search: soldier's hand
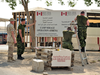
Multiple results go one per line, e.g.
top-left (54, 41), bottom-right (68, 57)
top-left (74, 26), bottom-right (77, 30)
top-left (22, 39), bottom-right (24, 43)
top-left (33, 20), bottom-right (36, 25)
top-left (34, 20), bottom-right (36, 23)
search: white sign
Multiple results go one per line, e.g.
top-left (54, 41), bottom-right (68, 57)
top-left (35, 10), bottom-right (86, 37)
top-left (51, 50), bottom-right (71, 67)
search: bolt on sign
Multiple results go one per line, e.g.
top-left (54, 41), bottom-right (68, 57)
top-left (35, 10), bottom-right (87, 37)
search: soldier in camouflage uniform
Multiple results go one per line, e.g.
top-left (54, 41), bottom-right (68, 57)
top-left (62, 27), bottom-right (75, 50)
top-left (7, 18), bottom-right (17, 62)
top-left (74, 11), bottom-right (89, 52)
top-left (17, 18), bottom-right (36, 60)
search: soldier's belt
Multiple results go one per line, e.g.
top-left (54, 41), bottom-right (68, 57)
top-left (78, 26), bottom-right (87, 29)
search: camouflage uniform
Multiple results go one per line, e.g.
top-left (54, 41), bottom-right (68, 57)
top-left (62, 30), bottom-right (75, 50)
top-left (77, 15), bottom-right (88, 51)
top-left (17, 24), bottom-right (26, 56)
top-left (7, 23), bottom-right (16, 60)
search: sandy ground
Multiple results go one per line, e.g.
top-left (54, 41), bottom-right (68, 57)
top-left (0, 50), bottom-right (100, 75)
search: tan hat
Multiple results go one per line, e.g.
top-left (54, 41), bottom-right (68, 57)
top-left (9, 18), bottom-right (16, 21)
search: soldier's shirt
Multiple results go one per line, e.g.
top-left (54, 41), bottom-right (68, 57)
top-left (77, 15), bottom-right (88, 27)
top-left (18, 24), bottom-right (26, 37)
top-left (63, 30), bottom-right (75, 42)
top-left (7, 23), bottom-right (16, 43)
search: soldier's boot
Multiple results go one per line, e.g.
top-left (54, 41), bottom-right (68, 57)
top-left (11, 57), bottom-right (15, 61)
top-left (20, 55), bottom-right (24, 59)
top-left (17, 55), bottom-right (23, 60)
top-left (81, 47), bottom-right (85, 52)
top-left (7, 57), bottom-right (13, 62)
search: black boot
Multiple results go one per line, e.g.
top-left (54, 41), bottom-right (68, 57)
top-left (17, 55), bottom-right (23, 60)
top-left (81, 47), bottom-right (85, 52)
top-left (20, 55), bottom-right (24, 59)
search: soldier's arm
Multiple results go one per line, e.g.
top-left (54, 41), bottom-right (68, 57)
top-left (86, 20), bottom-right (89, 26)
top-left (74, 16), bottom-right (78, 32)
top-left (26, 20), bottom-right (36, 27)
top-left (19, 29), bottom-right (23, 42)
top-left (11, 31), bottom-right (16, 43)
top-left (9, 25), bottom-right (16, 44)
top-left (74, 17), bottom-right (77, 22)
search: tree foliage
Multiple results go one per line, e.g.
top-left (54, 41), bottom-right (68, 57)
top-left (0, 0), bottom-right (100, 10)
top-left (2, 0), bottom-right (17, 10)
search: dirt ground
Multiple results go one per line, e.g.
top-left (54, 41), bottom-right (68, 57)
top-left (0, 50), bottom-right (100, 75)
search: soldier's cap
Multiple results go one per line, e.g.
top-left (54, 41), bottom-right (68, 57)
top-left (9, 18), bottom-right (16, 21)
top-left (81, 11), bottom-right (85, 14)
top-left (21, 18), bottom-right (25, 21)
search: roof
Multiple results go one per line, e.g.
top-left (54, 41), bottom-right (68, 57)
top-left (0, 18), bottom-right (9, 22)
top-left (29, 7), bottom-right (51, 11)
top-left (13, 7), bottom-right (51, 13)
top-left (87, 8), bottom-right (100, 13)
top-left (12, 7), bottom-right (100, 15)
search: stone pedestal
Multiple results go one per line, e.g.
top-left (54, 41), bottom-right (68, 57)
top-left (32, 59), bottom-right (44, 72)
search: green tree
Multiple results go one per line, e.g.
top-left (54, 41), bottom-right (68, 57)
top-left (1, 0), bottom-right (100, 50)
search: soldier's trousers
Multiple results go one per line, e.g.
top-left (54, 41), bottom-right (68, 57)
top-left (8, 42), bottom-right (14, 58)
top-left (78, 27), bottom-right (87, 47)
top-left (62, 41), bottom-right (73, 50)
top-left (17, 37), bottom-right (25, 55)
